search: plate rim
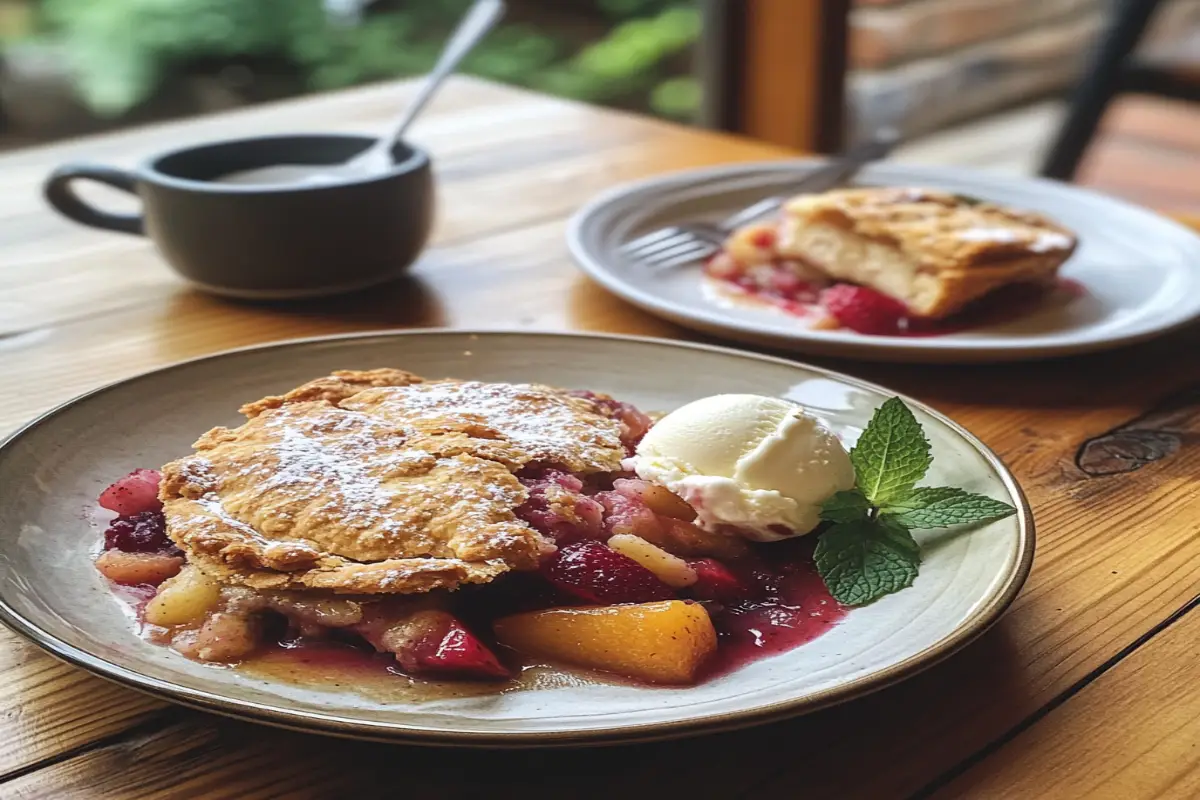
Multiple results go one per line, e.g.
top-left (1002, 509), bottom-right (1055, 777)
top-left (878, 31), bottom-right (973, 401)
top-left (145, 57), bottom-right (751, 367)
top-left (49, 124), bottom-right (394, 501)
top-left (566, 159), bottom-right (1200, 362)
top-left (0, 328), bottom-right (1035, 746)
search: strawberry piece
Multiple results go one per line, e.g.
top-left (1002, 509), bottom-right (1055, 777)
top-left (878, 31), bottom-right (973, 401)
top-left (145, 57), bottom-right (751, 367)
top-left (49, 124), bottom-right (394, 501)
top-left (98, 469), bottom-right (164, 516)
top-left (360, 608), bottom-right (510, 680)
top-left (411, 617), bottom-right (510, 680)
top-left (543, 540), bottom-right (675, 605)
top-left (688, 558), bottom-right (753, 602)
top-left (820, 284), bottom-right (909, 335)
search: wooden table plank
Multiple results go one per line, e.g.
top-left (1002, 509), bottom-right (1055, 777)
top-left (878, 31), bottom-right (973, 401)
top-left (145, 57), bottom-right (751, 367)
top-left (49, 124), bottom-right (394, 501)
top-left (1, 76), bottom-right (1199, 798)
top-left (0, 649), bottom-right (166, 780)
top-left (929, 597), bottom-right (1200, 800)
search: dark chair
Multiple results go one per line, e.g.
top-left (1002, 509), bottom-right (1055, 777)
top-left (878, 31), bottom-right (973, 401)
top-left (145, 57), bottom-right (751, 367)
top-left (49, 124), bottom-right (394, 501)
top-left (1040, 0), bottom-right (1200, 181)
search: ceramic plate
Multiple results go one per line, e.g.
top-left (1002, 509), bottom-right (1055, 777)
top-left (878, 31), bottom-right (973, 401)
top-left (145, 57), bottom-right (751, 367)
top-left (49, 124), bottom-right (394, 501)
top-left (0, 331), bottom-right (1032, 745)
top-left (568, 161), bottom-right (1200, 363)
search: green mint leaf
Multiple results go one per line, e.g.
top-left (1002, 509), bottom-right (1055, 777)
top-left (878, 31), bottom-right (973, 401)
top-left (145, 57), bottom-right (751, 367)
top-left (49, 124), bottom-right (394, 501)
top-left (881, 487), bottom-right (1017, 529)
top-left (820, 489), bottom-right (873, 523)
top-left (814, 517), bottom-right (921, 606)
top-left (849, 397), bottom-right (932, 506)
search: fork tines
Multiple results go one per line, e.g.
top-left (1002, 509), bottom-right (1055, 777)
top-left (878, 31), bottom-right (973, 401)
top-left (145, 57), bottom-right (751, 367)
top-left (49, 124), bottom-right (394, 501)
top-left (618, 223), bottom-right (725, 269)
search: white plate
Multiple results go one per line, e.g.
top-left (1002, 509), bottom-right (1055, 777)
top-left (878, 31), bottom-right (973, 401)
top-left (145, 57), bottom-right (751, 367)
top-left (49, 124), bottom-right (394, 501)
top-left (0, 331), bottom-right (1032, 745)
top-left (568, 161), bottom-right (1200, 363)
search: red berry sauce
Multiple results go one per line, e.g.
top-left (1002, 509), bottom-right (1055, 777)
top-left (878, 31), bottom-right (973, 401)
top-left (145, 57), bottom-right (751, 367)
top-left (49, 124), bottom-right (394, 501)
top-left (707, 258), bottom-right (1086, 337)
top-left (703, 546), bottom-right (847, 677)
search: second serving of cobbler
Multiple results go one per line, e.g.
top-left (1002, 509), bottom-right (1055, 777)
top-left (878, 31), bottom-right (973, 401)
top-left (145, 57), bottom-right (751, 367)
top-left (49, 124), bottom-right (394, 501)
top-left (705, 186), bottom-right (1080, 336)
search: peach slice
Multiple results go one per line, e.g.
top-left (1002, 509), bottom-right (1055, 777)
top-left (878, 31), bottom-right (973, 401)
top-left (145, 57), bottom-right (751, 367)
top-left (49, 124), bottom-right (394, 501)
top-left (493, 600), bottom-right (717, 685)
top-left (95, 550), bottom-right (183, 586)
top-left (613, 478), bottom-right (697, 522)
top-left (144, 565), bottom-right (222, 627)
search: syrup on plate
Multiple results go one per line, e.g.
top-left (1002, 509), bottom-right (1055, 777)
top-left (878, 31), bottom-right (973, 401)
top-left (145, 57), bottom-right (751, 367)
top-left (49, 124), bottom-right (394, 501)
top-left (703, 538), bottom-right (847, 677)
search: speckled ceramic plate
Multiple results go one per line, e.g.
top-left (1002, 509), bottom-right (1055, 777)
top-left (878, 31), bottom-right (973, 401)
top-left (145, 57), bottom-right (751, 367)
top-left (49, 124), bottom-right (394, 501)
top-left (0, 331), bottom-right (1033, 746)
top-left (568, 161), bottom-right (1200, 363)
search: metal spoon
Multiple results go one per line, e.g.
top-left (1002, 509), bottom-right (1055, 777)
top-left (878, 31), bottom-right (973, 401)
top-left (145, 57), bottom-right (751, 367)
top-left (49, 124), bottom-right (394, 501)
top-left (342, 0), bottom-right (506, 174)
top-left (219, 0), bottom-right (506, 186)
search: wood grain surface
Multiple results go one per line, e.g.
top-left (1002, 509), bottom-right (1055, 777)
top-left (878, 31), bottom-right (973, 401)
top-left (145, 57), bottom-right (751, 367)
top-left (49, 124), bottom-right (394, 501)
top-left (0, 77), bottom-right (1197, 799)
top-left (930, 598), bottom-right (1200, 799)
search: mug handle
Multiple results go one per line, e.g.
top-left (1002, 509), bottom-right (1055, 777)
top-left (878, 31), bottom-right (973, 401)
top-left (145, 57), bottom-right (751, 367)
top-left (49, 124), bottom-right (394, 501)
top-left (43, 164), bottom-right (145, 235)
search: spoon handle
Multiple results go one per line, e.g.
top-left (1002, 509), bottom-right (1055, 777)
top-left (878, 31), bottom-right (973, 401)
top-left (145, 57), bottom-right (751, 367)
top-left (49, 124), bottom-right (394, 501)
top-left (362, 0), bottom-right (506, 163)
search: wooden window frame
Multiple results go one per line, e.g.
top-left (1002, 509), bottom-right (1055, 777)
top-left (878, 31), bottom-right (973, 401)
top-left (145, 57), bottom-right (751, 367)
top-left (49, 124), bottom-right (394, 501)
top-left (698, 0), bottom-right (850, 154)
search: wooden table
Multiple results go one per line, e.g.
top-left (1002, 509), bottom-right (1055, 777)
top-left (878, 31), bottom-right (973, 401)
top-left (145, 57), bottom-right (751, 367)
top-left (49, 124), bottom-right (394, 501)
top-left (1, 77), bottom-right (1198, 799)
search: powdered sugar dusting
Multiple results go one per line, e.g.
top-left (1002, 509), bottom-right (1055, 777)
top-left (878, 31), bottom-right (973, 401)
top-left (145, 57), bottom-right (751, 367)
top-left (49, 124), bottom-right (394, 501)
top-left (160, 375), bottom-right (632, 586)
top-left (957, 226), bottom-right (1022, 244)
top-left (1030, 231), bottom-right (1073, 252)
top-left (253, 411), bottom-right (427, 530)
top-left (369, 381), bottom-right (619, 457)
top-left (176, 458), bottom-right (217, 491)
top-left (957, 226), bottom-right (1072, 252)
top-left (194, 493), bottom-right (267, 541)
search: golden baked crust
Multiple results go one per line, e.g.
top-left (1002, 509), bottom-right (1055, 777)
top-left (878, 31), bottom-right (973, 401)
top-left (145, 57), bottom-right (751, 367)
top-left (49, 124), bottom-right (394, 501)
top-left (160, 372), bottom-right (626, 595)
top-left (776, 188), bottom-right (1076, 319)
top-left (778, 188), bottom-right (1076, 271)
top-left (240, 368), bottom-right (424, 418)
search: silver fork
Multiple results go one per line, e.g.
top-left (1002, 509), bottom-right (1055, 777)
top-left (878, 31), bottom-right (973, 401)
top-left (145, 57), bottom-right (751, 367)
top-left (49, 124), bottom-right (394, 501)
top-left (619, 129), bottom-right (901, 270)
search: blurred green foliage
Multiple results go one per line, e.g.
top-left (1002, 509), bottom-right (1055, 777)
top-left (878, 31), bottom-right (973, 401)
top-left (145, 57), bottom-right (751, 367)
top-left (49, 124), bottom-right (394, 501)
top-left (23, 0), bottom-right (700, 121)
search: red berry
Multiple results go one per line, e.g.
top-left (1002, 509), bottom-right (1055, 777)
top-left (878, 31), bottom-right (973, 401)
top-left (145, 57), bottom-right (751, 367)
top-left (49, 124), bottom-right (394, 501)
top-left (361, 609), bottom-right (510, 681)
top-left (688, 558), bottom-right (753, 602)
top-left (104, 511), bottom-right (173, 553)
top-left (542, 540), bottom-right (675, 604)
top-left (409, 616), bottom-right (510, 680)
top-left (820, 284), bottom-right (909, 335)
top-left (98, 469), bottom-right (163, 516)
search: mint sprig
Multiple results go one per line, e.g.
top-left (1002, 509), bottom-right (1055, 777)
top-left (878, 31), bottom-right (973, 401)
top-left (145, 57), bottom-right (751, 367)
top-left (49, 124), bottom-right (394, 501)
top-left (819, 490), bottom-right (872, 523)
top-left (848, 396), bottom-right (931, 506)
top-left (814, 518), bottom-right (920, 606)
top-left (880, 487), bottom-right (1017, 529)
top-left (814, 398), bottom-right (1017, 606)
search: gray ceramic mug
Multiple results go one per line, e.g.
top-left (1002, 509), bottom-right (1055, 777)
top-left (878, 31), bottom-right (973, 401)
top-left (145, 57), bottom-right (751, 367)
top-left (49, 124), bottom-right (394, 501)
top-left (44, 134), bottom-right (435, 299)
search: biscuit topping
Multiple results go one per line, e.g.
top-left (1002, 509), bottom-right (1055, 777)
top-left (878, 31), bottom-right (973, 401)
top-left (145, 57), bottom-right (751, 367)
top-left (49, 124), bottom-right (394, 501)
top-left (160, 372), bottom-right (626, 594)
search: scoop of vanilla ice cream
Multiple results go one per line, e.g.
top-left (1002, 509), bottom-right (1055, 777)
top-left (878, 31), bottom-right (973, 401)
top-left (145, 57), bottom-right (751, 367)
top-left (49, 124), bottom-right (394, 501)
top-left (629, 394), bottom-right (855, 541)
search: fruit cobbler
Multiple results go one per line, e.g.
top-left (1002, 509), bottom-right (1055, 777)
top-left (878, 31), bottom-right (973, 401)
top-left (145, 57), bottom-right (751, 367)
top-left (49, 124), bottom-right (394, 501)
top-left (93, 370), bottom-right (851, 686)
